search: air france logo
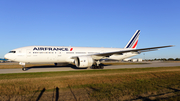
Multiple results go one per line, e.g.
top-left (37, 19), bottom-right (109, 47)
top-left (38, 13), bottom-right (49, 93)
top-left (33, 47), bottom-right (73, 51)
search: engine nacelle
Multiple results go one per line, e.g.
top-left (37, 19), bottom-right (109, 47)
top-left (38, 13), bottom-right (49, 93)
top-left (74, 56), bottom-right (94, 68)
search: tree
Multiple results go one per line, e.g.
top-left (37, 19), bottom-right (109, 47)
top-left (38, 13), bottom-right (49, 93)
top-left (161, 58), bottom-right (167, 61)
top-left (175, 58), bottom-right (180, 61)
top-left (168, 58), bottom-right (174, 61)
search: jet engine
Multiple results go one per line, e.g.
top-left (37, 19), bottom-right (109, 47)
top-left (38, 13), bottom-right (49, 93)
top-left (74, 56), bottom-right (94, 68)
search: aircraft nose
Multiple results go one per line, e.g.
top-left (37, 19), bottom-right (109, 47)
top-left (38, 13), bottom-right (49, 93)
top-left (4, 54), bottom-right (9, 60)
top-left (4, 53), bottom-right (15, 60)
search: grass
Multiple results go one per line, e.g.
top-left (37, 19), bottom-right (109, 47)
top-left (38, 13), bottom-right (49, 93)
top-left (0, 66), bottom-right (180, 79)
top-left (163, 61), bottom-right (180, 63)
top-left (0, 66), bottom-right (180, 100)
top-left (83, 72), bottom-right (180, 100)
top-left (0, 63), bottom-right (55, 69)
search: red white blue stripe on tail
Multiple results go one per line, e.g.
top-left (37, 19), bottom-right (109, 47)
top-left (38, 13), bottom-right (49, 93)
top-left (124, 30), bottom-right (140, 49)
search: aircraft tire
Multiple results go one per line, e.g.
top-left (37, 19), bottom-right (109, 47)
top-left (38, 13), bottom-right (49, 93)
top-left (91, 65), bottom-right (96, 69)
top-left (99, 65), bottom-right (104, 69)
top-left (22, 67), bottom-right (27, 71)
top-left (91, 65), bottom-right (95, 69)
top-left (54, 63), bottom-right (57, 66)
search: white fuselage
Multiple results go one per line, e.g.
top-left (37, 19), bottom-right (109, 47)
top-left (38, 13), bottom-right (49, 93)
top-left (4, 46), bottom-right (138, 64)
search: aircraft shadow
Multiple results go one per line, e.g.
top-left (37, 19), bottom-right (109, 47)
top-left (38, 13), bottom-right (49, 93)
top-left (26, 64), bottom-right (89, 70)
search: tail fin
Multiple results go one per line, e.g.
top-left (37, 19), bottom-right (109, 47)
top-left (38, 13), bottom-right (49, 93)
top-left (124, 30), bottom-right (140, 49)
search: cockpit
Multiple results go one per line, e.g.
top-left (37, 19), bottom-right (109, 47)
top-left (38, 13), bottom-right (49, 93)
top-left (9, 51), bottom-right (16, 53)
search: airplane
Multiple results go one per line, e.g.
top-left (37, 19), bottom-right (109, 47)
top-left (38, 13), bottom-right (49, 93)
top-left (4, 30), bottom-right (173, 71)
top-left (0, 58), bottom-right (7, 63)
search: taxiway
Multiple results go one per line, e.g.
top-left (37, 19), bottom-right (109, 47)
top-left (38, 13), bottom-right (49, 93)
top-left (0, 62), bottom-right (180, 74)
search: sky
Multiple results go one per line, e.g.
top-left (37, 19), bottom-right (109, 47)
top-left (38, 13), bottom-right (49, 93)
top-left (0, 0), bottom-right (179, 59)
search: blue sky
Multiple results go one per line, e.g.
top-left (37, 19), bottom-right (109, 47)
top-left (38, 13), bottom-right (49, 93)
top-left (0, 0), bottom-right (179, 59)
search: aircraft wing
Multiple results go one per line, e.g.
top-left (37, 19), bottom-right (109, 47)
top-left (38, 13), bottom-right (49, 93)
top-left (92, 45), bottom-right (174, 57)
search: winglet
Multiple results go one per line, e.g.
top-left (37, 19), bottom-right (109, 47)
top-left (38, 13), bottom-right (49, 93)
top-left (124, 30), bottom-right (140, 49)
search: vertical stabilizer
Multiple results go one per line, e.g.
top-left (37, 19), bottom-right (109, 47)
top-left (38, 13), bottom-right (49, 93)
top-left (124, 30), bottom-right (140, 49)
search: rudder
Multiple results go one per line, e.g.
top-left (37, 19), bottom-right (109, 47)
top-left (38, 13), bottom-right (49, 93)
top-left (124, 30), bottom-right (140, 49)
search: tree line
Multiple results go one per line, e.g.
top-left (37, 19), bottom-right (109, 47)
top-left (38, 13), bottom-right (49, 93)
top-left (144, 58), bottom-right (180, 61)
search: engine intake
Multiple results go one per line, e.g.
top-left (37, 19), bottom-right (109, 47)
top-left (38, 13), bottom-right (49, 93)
top-left (74, 56), bottom-right (94, 68)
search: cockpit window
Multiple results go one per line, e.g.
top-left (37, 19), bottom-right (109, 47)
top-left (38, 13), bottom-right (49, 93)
top-left (9, 51), bottom-right (16, 53)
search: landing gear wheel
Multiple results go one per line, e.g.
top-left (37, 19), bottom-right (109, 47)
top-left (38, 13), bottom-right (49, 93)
top-left (99, 65), bottom-right (104, 69)
top-left (91, 65), bottom-right (95, 69)
top-left (22, 67), bottom-right (27, 71)
top-left (91, 65), bottom-right (96, 69)
top-left (54, 63), bottom-right (57, 66)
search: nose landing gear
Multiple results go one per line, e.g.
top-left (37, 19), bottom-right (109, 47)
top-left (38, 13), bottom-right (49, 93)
top-left (19, 62), bottom-right (27, 71)
top-left (22, 67), bottom-right (28, 71)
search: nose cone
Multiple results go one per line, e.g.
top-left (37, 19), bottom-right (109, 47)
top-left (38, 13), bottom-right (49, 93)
top-left (4, 53), bottom-right (10, 60)
top-left (4, 53), bottom-right (15, 61)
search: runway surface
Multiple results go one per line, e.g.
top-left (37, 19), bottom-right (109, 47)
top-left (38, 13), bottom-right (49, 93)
top-left (0, 62), bottom-right (180, 74)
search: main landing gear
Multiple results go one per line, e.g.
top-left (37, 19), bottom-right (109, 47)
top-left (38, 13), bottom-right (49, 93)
top-left (91, 61), bottom-right (104, 69)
